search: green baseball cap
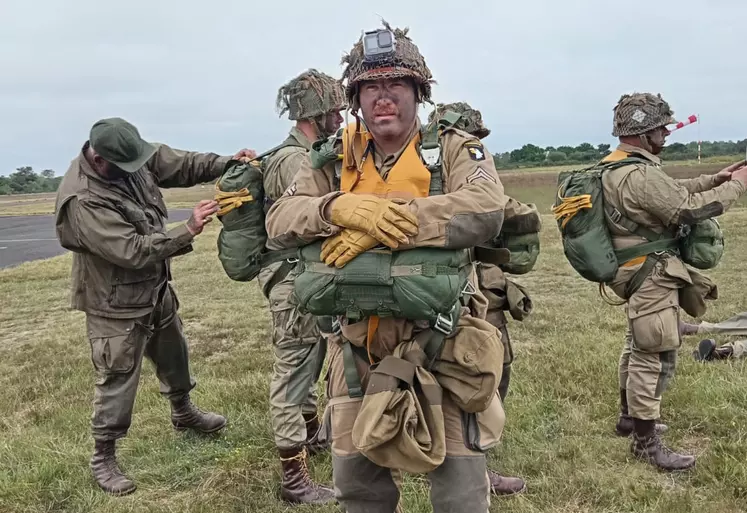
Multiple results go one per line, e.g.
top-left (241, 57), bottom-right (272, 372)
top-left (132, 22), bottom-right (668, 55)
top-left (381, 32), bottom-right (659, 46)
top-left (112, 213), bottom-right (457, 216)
top-left (89, 117), bottom-right (157, 173)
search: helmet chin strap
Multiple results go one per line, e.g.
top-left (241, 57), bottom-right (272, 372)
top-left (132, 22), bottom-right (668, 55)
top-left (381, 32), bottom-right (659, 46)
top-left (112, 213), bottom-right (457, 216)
top-left (638, 134), bottom-right (655, 154)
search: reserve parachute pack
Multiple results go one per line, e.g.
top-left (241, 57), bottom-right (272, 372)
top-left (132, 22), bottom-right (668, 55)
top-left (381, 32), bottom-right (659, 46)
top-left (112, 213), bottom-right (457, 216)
top-left (552, 157), bottom-right (724, 288)
top-left (292, 112), bottom-right (474, 330)
top-left (214, 138), bottom-right (305, 282)
top-left (678, 217), bottom-right (724, 270)
top-left (488, 203), bottom-right (542, 275)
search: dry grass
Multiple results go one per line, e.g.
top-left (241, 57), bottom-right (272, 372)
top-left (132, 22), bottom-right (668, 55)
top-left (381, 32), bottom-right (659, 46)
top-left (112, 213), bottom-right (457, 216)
top-left (1, 184), bottom-right (747, 512)
top-left (0, 186), bottom-right (215, 216)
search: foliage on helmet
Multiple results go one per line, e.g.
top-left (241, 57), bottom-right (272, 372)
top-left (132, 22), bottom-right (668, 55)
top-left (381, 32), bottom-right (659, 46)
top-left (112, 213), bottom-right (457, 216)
top-left (428, 102), bottom-right (491, 139)
top-left (276, 69), bottom-right (347, 121)
top-left (341, 20), bottom-right (435, 109)
top-left (612, 92), bottom-right (676, 137)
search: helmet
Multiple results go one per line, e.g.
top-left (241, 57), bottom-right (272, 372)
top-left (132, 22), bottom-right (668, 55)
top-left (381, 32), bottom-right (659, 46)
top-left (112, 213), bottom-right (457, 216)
top-left (276, 69), bottom-right (347, 121)
top-left (428, 102), bottom-right (491, 139)
top-left (612, 92), bottom-right (676, 137)
top-left (341, 20), bottom-right (434, 109)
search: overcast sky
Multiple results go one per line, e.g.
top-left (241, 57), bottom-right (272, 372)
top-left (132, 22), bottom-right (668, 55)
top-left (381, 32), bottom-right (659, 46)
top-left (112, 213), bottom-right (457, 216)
top-left (1, 0), bottom-right (745, 176)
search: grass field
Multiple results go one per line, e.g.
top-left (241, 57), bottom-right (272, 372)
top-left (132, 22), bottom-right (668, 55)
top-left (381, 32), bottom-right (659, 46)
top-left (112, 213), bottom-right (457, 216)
top-left (2, 178), bottom-right (747, 512)
top-left (2, 155), bottom-right (743, 217)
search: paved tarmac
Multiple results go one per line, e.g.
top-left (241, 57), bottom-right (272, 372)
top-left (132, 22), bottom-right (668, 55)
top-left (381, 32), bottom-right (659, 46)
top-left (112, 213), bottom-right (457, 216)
top-left (0, 209), bottom-right (192, 270)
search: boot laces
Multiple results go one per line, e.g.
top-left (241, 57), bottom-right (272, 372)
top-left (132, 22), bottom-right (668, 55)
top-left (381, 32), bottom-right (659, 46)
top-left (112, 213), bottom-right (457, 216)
top-left (280, 447), bottom-right (316, 488)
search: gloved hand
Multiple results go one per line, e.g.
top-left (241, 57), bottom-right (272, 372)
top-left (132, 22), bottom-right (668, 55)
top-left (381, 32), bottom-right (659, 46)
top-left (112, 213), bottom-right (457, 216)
top-left (321, 229), bottom-right (380, 268)
top-left (328, 194), bottom-right (418, 248)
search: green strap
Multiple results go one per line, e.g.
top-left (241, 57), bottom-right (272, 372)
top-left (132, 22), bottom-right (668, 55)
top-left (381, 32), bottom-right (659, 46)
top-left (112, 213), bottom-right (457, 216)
top-left (604, 205), bottom-right (666, 243)
top-left (260, 248), bottom-right (299, 267)
top-left (473, 245), bottom-right (512, 266)
top-left (614, 239), bottom-right (678, 263)
top-left (254, 135), bottom-right (306, 162)
top-left (303, 261), bottom-right (460, 277)
top-left (342, 341), bottom-right (365, 398)
top-left (419, 112), bottom-right (462, 197)
top-left (623, 253), bottom-right (665, 300)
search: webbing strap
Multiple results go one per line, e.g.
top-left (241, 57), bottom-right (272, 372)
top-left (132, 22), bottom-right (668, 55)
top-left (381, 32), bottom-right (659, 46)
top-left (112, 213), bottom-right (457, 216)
top-left (614, 239), bottom-right (678, 264)
top-left (342, 341), bottom-right (364, 398)
top-left (372, 356), bottom-right (417, 387)
top-left (604, 205), bottom-right (665, 243)
top-left (419, 113), bottom-right (461, 197)
top-left (303, 261), bottom-right (459, 277)
top-left (473, 245), bottom-right (512, 266)
top-left (623, 253), bottom-right (664, 300)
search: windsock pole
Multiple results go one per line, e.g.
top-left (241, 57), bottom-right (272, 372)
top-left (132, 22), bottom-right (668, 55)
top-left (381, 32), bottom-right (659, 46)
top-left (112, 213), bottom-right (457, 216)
top-left (668, 114), bottom-right (698, 133)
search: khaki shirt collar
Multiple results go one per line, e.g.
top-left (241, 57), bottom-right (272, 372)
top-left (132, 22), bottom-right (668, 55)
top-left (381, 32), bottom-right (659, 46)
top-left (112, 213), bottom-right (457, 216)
top-left (288, 126), bottom-right (313, 151)
top-left (617, 142), bottom-right (662, 166)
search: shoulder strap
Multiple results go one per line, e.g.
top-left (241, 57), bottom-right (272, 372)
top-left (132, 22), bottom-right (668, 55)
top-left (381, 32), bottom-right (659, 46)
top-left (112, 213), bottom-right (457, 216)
top-left (255, 134), bottom-right (306, 162)
top-left (596, 156), bottom-right (665, 243)
top-left (419, 111), bottom-right (462, 196)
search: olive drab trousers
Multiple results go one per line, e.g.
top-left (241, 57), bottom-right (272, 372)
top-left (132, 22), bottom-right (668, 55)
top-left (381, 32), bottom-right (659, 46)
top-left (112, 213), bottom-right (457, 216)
top-left (257, 261), bottom-right (327, 450)
top-left (86, 284), bottom-right (195, 441)
top-left (324, 338), bottom-right (493, 513)
top-left (617, 258), bottom-right (685, 420)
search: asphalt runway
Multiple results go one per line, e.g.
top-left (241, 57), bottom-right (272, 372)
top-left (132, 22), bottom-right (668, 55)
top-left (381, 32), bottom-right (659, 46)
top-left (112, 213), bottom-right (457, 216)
top-left (0, 209), bottom-right (192, 270)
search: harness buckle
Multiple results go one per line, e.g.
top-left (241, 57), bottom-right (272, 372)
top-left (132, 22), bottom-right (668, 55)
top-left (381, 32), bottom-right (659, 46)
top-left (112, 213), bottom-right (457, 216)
top-left (461, 281), bottom-right (477, 296)
top-left (331, 318), bottom-right (342, 335)
top-left (286, 257), bottom-right (299, 264)
top-left (421, 147), bottom-right (441, 168)
top-left (609, 208), bottom-right (623, 224)
top-left (433, 312), bottom-right (454, 335)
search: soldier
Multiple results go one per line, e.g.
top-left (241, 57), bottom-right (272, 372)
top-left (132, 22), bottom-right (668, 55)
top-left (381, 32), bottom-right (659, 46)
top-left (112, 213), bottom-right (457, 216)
top-left (265, 22), bottom-right (508, 512)
top-left (54, 117), bottom-right (255, 495)
top-left (600, 93), bottom-right (747, 471)
top-left (682, 313), bottom-right (747, 361)
top-left (256, 69), bottom-right (346, 505)
top-left (427, 102), bottom-right (530, 496)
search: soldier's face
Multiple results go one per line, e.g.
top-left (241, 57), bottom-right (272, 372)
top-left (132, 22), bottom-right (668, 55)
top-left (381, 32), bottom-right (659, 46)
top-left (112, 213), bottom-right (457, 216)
top-left (358, 78), bottom-right (417, 141)
top-left (647, 127), bottom-right (669, 155)
top-left (323, 110), bottom-right (344, 135)
top-left (92, 154), bottom-right (128, 181)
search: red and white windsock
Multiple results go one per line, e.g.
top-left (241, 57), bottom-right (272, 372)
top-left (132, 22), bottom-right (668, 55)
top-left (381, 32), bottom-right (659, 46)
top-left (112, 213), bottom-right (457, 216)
top-left (668, 114), bottom-right (698, 133)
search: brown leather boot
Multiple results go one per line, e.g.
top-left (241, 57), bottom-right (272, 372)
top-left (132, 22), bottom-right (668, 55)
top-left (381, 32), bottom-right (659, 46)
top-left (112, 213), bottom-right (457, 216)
top-left (90, 439), bottom-right (137, 496)
top-left (170, 395), bottom-right (226, 434)
top-left (488, 469), bottom-right (526, 496)
top-left (615, 389), bottom-right (667, 436)
top-left (693, 339), bottom-right (733, 362)
top-left (303, 412), bottom-right (329, 457)
top-left (278, 446), bottom-right (336, 505)
top-left (631, 418), bottom-right (695, 471)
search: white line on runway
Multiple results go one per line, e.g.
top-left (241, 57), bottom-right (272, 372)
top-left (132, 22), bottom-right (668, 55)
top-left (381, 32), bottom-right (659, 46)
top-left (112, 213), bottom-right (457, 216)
top-left (0, 239), bottom-right (58, 242)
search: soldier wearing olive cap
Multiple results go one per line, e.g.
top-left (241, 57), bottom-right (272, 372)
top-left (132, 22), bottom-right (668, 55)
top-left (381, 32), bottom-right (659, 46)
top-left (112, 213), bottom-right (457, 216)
top-left (55, 117), bottom-right (254, 495)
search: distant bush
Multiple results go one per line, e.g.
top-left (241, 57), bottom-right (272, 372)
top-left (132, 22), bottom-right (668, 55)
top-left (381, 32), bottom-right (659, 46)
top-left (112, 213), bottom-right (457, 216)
top-left (0, 167), bottom-right (62, 195)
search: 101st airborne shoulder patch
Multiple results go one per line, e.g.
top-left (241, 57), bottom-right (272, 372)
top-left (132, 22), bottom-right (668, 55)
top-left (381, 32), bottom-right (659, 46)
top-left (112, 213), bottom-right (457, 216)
top-left (465, 142), bottom-right (486, 161)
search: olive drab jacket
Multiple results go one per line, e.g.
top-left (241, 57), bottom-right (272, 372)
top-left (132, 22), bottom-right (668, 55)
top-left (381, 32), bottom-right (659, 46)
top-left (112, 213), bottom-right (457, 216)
top-left (601, 143), bottom-right (745, 312)
top-left (261, 127), bottom-right (312, 205)
top-left (264, 119), bottom-right (507, 358)
top-left (55, 142), bottom-right (230, 319)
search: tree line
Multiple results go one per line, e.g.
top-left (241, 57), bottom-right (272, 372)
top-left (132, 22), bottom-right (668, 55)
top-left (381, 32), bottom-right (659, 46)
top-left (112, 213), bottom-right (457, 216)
top-left (493, 139), bottom-right (747, 169)
top-left (0, 167), bottom-right (62, 195)
top-left (3, 138), bottom-right (747, 194)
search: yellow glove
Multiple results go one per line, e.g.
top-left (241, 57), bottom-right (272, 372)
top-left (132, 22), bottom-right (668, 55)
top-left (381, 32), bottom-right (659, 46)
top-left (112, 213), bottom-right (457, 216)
top-left (329, 194), bottom-right (418, 248)
top-left (321, 229), bottom-right (380, 268)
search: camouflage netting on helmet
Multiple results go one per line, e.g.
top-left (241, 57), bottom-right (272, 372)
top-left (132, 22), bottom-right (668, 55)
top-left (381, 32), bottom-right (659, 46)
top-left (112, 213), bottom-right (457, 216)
top-left (276, 69), bottom-right (347, 121)
top-left (612, 92), bottom-right (676, 137)
top-left (341, 20), bottom-right (435, 108)
top-left (428, 102), bottom-right (491, 139)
